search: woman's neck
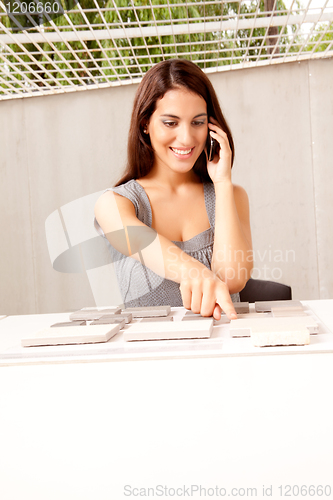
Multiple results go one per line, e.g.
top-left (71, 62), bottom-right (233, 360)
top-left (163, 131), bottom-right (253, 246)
top-left (138, 167), bottom-right (201, 193)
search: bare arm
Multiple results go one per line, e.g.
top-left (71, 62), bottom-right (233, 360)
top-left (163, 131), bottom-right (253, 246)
top-left (211, 182), bottom-right (253, 294)
top-left (95, 190), bottom-right (237, 319)
top-left (207, 119), bottom-right (253, 294)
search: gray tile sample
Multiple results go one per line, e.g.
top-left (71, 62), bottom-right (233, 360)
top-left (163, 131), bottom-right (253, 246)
top-left (122, 306), bottom-right (171, 318)
top-left (69, 309), bottom-right (121, 321)
top-left (191, 302), bottom-right (249, 316)
top-left (90, 318), bottom-right (126, 329)
top-left (51, 321), bottom-right (86, 327)
top-left (183, 315), bottom-right (230, 325)
top-left (111, 313), bottom-right (133, 323)
top-left (234, 302), bottom-right (250, 314)
top-left (182, 315), bottom-right (209, 321)
top-left (140, 316), bottom-right (174, 322)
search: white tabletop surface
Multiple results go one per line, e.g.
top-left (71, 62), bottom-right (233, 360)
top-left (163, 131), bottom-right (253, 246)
top-left (0, 300), bottom-right (333, 366)
top-left (1, 300), bottom-right (333, 499)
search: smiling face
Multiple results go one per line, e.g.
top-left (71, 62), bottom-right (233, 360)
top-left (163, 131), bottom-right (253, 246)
top-left (146, 87), bottom-right (208, 176)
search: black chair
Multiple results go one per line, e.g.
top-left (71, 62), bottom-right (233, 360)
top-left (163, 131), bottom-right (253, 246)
top-left (239, 278), bottom-right (292, 303)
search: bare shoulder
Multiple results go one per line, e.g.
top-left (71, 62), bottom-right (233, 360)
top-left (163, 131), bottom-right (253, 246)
top-left (95, 190), bottom-right (136, 219)
top-left (94, 190), bottom-right (138, 235)
top-left (233, 184), bottom-right (250, 214)
top-left (233, 184), bottom-right (249, 205)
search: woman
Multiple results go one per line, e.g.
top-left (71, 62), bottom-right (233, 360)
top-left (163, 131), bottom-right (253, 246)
top-left (95, 59), bottom-right (252, 320)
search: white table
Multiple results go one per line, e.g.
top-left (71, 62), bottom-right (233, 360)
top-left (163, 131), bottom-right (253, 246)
top-left (0, 300), bottom-right (333, 500)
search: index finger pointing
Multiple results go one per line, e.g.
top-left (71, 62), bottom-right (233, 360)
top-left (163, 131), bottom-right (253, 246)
top-left (216, 291), bottom-right (237, 320)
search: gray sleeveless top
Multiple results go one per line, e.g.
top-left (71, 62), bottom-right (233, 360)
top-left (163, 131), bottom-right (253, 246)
top-left (94, 179), bottom-right (240, 307)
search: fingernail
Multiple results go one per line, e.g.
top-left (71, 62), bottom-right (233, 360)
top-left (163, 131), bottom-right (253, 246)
top-left (230, 313), bottom-right (237, 319)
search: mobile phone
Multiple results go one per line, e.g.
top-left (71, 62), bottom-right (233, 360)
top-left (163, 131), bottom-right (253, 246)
top-left (206, 133), bottom-right (218, 161)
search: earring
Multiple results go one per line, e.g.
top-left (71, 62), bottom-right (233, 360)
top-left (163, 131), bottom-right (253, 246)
top-left (143, 128), bottom-right (148, 134)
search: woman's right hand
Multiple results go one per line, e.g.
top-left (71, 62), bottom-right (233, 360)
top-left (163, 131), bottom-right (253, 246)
top-left (179, 273), bottom-right (237, 320)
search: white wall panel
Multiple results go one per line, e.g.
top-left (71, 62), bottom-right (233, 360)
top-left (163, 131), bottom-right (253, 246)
top-left (308, 58), bottom-right (333, 299)
top-left (0, 100), bottom-right (36, 314)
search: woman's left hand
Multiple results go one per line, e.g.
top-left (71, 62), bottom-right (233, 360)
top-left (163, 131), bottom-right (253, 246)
top-left (206, 117), bottom-right (232, 184)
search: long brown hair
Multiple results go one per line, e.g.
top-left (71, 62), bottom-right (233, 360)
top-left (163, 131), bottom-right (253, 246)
top-left (115, 59), bottom-right (234, 186)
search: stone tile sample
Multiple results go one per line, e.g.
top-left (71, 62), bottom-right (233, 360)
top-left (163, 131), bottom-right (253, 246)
top-left (255, 300), bottom-right (304, 313)
top-left (21, 324), bottom-right (120, 347)
top-left (124, 319), bottom-right (213, 341)
top-left (51, 321), bottom-right (86, 327)
top-left (251, 325), bottom-right (310, 347)
top-left (122, 306), bottom-right (171, 318)
top-left (230, 315), bottom-right (318, 338)
top-left (90, 318), bottom-right (126, 329)
top-left (271, 308), bottom-right (307, 317)
top-left (140, 316), bottom-right (174, 322)
top-left (69, 308), bottom-right (121, 321)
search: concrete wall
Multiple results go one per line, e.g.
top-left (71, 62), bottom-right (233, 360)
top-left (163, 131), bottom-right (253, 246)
top-left (1, 58), bottom-right (332, 314)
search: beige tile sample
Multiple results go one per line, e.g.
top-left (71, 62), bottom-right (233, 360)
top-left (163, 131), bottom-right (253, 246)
top-left (111, 313), bottom-right (133, 323)
top-left (237, 313), bottom-right (270, 319)
top-left (81, 306), bottom-right (122, 312)
top-left (251, 325), bottom-right (310, 347)
top-left (123, 306), bottom-right (171, 318)
top-left (124, 319), bottom-right (213, 341)
top-left (255, 300), bottom-right (304, 313)
top-left (230, 316), bottom-right (319, 338)
top-left (229, 321), bottom-right (255, 337)
top-left (21, 324), bottom-right (120, 347)
top-left (271, 308), bottom-right (307, 317)
top-left (90, 318), bottom-right (126, 328)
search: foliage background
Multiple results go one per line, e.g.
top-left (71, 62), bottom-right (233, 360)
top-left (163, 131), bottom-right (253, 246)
top-left (1, 0), bottom-right (332, 93)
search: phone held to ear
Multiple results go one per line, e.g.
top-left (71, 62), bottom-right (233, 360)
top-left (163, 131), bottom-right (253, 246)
top-left (206, 133), bottom-right (219, 161)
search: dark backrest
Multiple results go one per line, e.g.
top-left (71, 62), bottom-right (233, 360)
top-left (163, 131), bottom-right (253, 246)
top-left (239, 278), bottom-right (292, 303)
